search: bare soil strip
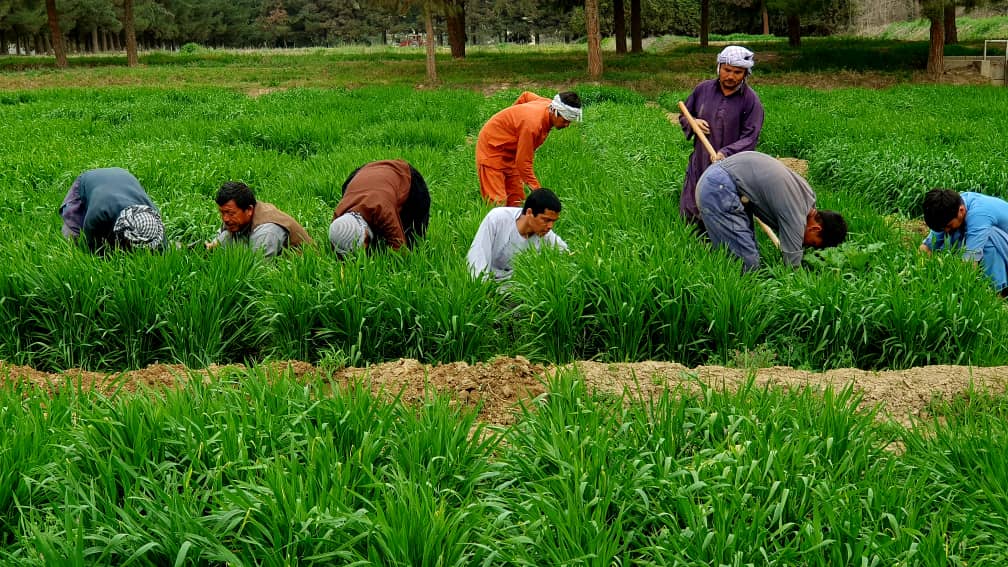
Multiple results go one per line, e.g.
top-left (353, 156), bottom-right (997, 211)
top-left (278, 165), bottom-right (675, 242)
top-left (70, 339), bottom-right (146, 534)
top-left (3, 358), bottom-right (1005, 428)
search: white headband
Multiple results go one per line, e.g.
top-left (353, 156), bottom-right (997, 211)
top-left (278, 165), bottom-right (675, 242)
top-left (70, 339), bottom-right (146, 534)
top-left (549, 94), bottom-right (582, 123)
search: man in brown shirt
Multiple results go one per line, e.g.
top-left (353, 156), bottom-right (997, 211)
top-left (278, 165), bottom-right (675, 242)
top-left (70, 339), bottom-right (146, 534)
top-left (329, 160), bottom-right (430, 257)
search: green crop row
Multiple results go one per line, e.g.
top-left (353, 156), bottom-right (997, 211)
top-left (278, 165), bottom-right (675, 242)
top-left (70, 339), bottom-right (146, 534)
top-left (2, 84), bottom-right (1008, 371)
top-left (1, 368), bottom-right (1006, 564)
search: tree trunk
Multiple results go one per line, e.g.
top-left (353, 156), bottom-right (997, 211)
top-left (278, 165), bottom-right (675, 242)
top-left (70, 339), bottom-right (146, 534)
top-left (761, 0), bottom-right (769, 35)
top-left (586, 0), bottom-right (602, 78)
top-left (944, 4), bottom-right (957, 45)
top-left (700, 0), bottom-right (709, 47)
top-left (445, 0), bottom-right (466, 59)
top-left (927, 13), bottom-right (944, 76)
top-left (787, 14), bottom-right (800, 47)
top-left (424, 4), bottom-right (438, 83)
top-left (91, 26), bottom-right (99, 53)
top-left (630, 0), bottom-right (641, 53)
top-left (124, 0), bottom-right (139, 66)
top-left (614, 0), bottom-right (626, 54)
top-left (45, 0), bottom-right (68, 68)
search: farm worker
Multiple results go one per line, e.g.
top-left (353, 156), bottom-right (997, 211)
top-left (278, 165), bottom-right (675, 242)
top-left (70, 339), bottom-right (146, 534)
top-left (695, 151), bottom-right (846, 272)
top-left (467, 187), bottom-right (568, 283)
top-left (206, 181), bottom-right (312, 258)
top-left (59, 167), bottom-right (165, 253)
top-left (679, 45), bottom-right (765, 229)
top-left (920, 188), bottom-right (1008, 296)
top-left (328, 159), bottom-right (431, 257)
top-left (476, 90), bottom-right (582, 207)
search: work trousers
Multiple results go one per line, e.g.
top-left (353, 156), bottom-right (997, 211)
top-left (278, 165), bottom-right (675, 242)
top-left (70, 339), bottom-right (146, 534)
top-left (695, 163), bottom-right (760, 271)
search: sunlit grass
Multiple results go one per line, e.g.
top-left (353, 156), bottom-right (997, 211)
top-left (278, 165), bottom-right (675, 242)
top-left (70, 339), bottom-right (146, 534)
top-left (2, 366), bottom-right (1007, 563)
top-left (2, 83), bottom-right (1008, 370)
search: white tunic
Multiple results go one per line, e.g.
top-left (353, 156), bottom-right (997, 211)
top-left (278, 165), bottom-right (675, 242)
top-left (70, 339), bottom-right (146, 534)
top-left (467, 207), bottom-right (568, 282)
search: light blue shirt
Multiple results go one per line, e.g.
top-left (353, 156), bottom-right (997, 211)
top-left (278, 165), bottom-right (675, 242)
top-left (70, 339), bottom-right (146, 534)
top-left (922, 192), bottom-right (1008, 262)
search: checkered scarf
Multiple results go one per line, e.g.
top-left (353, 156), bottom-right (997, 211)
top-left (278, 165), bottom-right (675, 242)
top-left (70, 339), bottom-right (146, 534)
top-left (113, 205), bottom-right (164, 249)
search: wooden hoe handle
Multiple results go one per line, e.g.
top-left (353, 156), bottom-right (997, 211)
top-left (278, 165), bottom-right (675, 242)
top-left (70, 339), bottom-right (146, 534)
top-left (677, 101), bottom-right (781, 250)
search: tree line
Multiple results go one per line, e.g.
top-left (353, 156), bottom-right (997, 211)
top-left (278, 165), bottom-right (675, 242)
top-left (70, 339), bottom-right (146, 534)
top-left (5, 0), bottom-right (868, 56)
top-left (1, 0), bottom-right (1001, 80)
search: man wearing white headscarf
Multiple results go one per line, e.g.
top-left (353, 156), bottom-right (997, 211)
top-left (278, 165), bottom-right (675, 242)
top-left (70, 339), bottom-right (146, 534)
top-left (59, 167), bottom-right (165, 253)
top-left (329, 159), bottom-right (430, 257)
top-left (678, 45), bottom-right (764, 230)
top-left (476, 90), bottom-right (582, 207)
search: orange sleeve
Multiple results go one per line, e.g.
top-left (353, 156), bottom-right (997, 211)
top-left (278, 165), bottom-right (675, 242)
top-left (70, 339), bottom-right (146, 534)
top-left (514, 128), bottom-right (540, 189)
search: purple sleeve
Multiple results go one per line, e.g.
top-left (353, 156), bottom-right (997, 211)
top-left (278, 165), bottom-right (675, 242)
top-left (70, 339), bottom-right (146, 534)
top-left (59, 177), bottom-right (85, 238)
top-left (679, 88), bottom-right (700, 138)
top-left (718, 90), bottom-right (764, 157)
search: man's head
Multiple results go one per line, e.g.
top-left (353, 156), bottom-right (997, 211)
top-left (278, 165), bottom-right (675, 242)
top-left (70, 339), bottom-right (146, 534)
top-left (329, 213), bottom-right (370, 257)
top-left (519, 188), bottom-right (562, 237)
top-left (922, 189), bottom-right (966, 234)
top-left (549, 91), bottom-right (582, 129)
top-left (716, 46), bottom-right (755, 93)
top-left (215, 181), bottom-right (257, 233)
top-left (803, 209), bottom-right (847, 249)
top-left (113, 205), bottom-right (165, 250)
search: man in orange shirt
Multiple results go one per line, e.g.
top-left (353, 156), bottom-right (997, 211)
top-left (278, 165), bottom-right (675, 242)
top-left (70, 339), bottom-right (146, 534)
top-left (476, 91), bottom-right (582, 207)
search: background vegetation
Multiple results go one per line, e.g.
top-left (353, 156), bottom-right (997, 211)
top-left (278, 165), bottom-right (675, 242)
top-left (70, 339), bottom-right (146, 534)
top-left (1, 0), bottom-right (865, 52)
top-left (1, 39), bottom-right (1007, 372)
top-left (1, 30), bottom-right (1008, 565)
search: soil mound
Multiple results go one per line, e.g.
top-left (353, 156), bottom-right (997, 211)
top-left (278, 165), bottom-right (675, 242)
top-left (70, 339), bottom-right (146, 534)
top-left (3, 358), bottom-right (1005, 428)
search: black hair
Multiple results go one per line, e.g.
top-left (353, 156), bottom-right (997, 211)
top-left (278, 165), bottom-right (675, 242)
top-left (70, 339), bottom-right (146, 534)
top-left (215, 181), bottom-right (256, 209)
top-left (558, 91), bottom-right (581, 109)
top-left (523, 188), bottom-right (562, 216)
top-left (816, 210), bottom-right (847, 249)
top-left (922, 189), bottom-right (963, 232)
top-left (402, 164), bottom-right (431, 248)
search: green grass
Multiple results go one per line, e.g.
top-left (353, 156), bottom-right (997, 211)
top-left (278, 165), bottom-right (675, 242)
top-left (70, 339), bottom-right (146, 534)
top-left (3, 37), bottom-right (1008, 564)
top-left (879, 16), bottom-right (1008, 42)
top-left (2, 81), bottom-right (1008, 371)
top-left (2, 368), bottom-right (1007, 564)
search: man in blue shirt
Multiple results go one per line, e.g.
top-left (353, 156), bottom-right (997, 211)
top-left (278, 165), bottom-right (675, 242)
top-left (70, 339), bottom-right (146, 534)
top-left (920, 188), bottom-right (1008, 295)
top-left (59, 167), bottom-right (165, 253)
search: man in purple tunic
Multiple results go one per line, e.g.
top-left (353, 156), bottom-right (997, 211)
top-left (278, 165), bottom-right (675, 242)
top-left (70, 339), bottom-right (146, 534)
top-left (679, 45), bottom-right (765, 230)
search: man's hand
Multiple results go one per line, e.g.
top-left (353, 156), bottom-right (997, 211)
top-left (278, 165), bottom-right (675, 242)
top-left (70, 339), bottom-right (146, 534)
top-left (712, 151), bottom-right (726, 162)
top-left (693, 119), bottom-right (711, 135)
top-left (205, 240), bottom-right (219, 250)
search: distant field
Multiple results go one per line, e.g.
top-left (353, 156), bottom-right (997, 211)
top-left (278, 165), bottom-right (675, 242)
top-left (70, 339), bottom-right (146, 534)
top-left (0, 35), bottom-right (982, 95)
top-left (878, 15), bottom-right (1008, 41)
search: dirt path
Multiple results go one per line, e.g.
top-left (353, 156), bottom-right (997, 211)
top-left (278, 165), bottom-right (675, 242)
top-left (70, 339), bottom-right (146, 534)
top-left (3, 358), bottom-right (1006, 428)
